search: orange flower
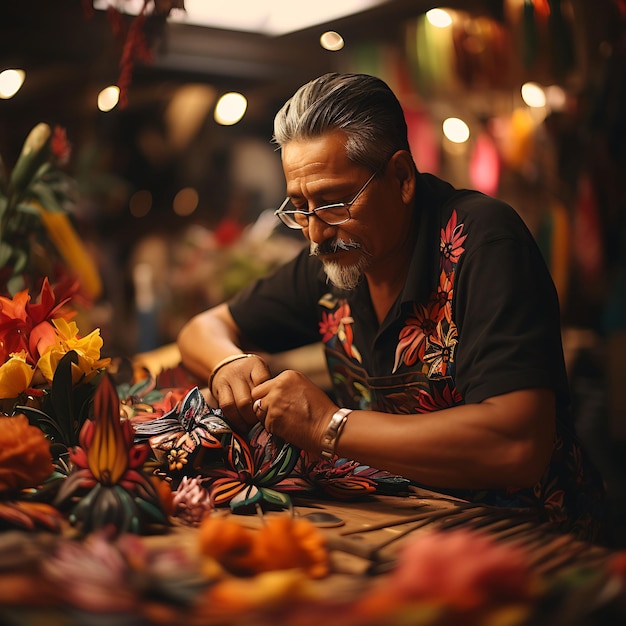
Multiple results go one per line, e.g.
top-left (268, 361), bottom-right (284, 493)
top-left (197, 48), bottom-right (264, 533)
top-left (0, 277), bottom-right (77, 365)
top-left (0, 414), bottom-right (53, 493)
top-left (198, 515), bottom-right (329, 579)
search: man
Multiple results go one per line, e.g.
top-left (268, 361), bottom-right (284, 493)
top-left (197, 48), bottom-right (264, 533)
top-left (178, 73), bottom-right (605, 540)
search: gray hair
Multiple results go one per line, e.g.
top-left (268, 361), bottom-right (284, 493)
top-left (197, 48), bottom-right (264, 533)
top-left (272, 73), bottom-right (413, 172)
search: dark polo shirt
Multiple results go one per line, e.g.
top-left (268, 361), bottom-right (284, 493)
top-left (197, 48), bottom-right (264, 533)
top-left (229, 173), bottom-right (606, 540)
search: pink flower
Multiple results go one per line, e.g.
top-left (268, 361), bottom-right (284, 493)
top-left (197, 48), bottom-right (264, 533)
top-left (440, 210), bottom-right (467, 274)
top-left (390, 529), bottom-right (532, 609)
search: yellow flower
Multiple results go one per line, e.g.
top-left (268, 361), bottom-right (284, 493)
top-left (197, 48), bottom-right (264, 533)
top-left (36, 318), bottom-right (110, 385)
top-left (0, 352), bottom-right (35, 399)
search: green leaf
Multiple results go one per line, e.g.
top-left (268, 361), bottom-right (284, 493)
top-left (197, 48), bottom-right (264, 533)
top-left (50, 350), bottom-right (80, 446)
top-left (6, 273), bottom-right (25, 295)
top-left (260, 487), bottom-right (291, 509)
top-left (0, 240), bottom-right (13, 266)
top-left (28, 181), bottom-right (65, 214)
top-left (230, 484), bottom-right (262, 512)
top-left (12, 247), bottom-right (28, 274)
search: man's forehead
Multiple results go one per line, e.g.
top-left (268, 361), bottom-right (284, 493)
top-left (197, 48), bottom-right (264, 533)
top-left (282, 133), bottom-right (351, 175)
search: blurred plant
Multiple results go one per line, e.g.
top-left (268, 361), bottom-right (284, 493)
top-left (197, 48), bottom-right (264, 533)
top-left (0, 123), bottom-right (102, 300)
top-left (41, 528), bottom-right (209, 614)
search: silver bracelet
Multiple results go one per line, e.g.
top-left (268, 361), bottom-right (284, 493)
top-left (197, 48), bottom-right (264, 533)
top-left (208, 353), bottom-right (259, 395)
top-left (320, 408), bottom-right (353, 460)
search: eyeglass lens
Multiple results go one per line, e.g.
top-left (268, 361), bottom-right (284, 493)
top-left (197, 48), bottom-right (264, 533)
top-left (284, 204), bottom-right (350, 228)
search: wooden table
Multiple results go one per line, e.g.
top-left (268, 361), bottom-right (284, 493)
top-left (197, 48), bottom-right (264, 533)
top-left (0, 486), bottom-right (623, 626)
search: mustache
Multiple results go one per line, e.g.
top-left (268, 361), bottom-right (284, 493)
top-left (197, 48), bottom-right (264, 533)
top-left (310, 238), bottom-right (361, 256)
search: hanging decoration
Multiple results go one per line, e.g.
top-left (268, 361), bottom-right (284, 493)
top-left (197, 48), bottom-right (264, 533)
top-left (83, 1), bottom-right (186, 108)
top-left (452, 16), bottom-right (512, 90)
top-left (469, 130), bottom-right (501, 196)
top-left (405, 14), bottom-right (457, 97)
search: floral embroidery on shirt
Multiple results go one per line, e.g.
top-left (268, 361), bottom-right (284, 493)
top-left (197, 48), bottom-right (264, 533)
top-left (393, 210), bottom-right (465, 375)
top-left (435, 269), bottom-right (454, 322)
top-left (423, 320), bottom-right (458, 377)
top-left (392, 301), bottom-right (442, 372)
top-left (440, 208), bottom-right (467, 274)
top-left (318, 298), bottom-right (362, 363)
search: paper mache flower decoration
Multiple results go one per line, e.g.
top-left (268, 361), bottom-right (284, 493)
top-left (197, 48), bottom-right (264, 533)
top-left (133, 386), bottom-right (411, 514)
top-left (54, 373), bottom-right (170, 535)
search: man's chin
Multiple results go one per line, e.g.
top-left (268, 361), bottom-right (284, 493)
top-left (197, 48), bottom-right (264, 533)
top-left (321, 259), bottom-right (363, 290)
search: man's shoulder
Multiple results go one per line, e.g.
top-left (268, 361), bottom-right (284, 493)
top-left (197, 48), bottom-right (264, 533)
top-left (439, 189), bottom-right (532, 244)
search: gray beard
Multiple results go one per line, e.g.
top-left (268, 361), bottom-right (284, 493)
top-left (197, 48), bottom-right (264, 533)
top-left (310, 238), bottom-right (370, 290)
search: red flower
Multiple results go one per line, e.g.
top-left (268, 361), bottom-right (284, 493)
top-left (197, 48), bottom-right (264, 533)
top-left (50, 126), bottom-right (71, 165)
top-left (392, 301), bottom-right (440, 372)
top-left (319, 302), bottom-right (359, 360)
top-left (413, 383), bottom-right (463, 413)
top-left (0, 277), bottom-right (77, 365)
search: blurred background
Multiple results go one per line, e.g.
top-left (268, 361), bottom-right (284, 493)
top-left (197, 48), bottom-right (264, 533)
top-left (1, 0), bottom-right (625, 525)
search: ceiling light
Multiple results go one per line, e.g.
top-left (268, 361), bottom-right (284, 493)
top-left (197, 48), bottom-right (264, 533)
top-left (443, 117), bottom-right (470, 143)
top-left (214, 92), bottom-right (247, 125)
top-left (0, 68), bottom-right (25, 99)
top-left (94, 0), bottom-right (389, 35)
top-left (426, 8), bottom-right (453, 28)
top-left (320, 31), bottom-right (345, 51)
top-left (97, 85), bottom-right (120, 112)
top-left (521, 82), bottom-right (546, 108)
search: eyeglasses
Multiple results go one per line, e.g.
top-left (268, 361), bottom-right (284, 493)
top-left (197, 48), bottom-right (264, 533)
top-left (274, 170), bottom-right (378, 230)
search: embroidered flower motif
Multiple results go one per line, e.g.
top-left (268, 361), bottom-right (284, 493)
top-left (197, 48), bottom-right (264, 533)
top-left (423, 320), bottom-right (459, 377)
top-left (413, 384), bottom-right (463, 413)
top-left (440, 209), bottom-right (467, 275)
top-left (393, 210), bottom-right (466, 376)
top-left (392, 301), bottom-right (440, 373)
top-left (318, 300), bottom-right (361, 362)
top-left (434, 269), bottom-right (454, 322)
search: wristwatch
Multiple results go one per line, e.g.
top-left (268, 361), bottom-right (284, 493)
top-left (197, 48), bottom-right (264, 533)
top-left (320, 408), bottom-right (353, 460)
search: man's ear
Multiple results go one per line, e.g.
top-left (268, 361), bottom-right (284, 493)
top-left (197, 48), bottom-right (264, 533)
top-left (389, 150), bottom-right (416, 205)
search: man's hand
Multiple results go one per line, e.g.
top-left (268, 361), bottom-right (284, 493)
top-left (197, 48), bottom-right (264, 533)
top-left (250, 370), bottom-right (338, 455)
top-left (211, 355), bottom-right (271, 432)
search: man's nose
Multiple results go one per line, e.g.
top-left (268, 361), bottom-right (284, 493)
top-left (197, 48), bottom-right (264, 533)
top-left (305, 213), bottom-right (337, 244)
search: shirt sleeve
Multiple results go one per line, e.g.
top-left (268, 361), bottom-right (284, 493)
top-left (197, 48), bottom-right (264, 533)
top-left (227, 248), bottom-right (324, 353)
